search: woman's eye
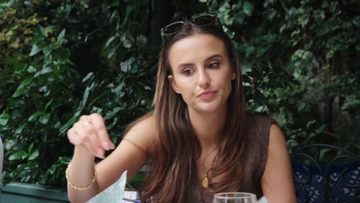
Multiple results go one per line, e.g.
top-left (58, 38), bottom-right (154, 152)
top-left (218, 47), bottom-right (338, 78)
top-left (208, 62), bottom-right (220, 69)
top-left (183, 69), bottom-right (194, 75)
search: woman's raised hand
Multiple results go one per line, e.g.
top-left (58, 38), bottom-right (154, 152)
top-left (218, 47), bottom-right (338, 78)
top-left (67, 113), bottom-right (115, 158)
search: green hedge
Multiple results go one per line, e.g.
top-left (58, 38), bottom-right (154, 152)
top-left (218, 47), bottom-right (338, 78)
top-left (0, 0), bottom-right (359, 187)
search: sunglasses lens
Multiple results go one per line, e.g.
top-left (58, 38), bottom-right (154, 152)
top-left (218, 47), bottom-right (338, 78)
top-left (164, 22), bottom-right (183, 35)
top-left (192, 15), bottom-right (215, 25)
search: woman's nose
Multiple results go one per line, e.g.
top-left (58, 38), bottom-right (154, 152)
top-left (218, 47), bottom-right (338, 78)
top-left (198, 71), bottom-right (211, 89)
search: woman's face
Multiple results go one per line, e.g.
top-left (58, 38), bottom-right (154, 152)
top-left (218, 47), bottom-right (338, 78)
top-left (168, 34), bottom-right (236, 114)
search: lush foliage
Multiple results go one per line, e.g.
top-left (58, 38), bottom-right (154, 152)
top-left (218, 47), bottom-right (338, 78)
top-left (0, 0), bottom-right (359, 188)
top-left (0, 0), bottom-right (154, 187)
top-left (0, 2), bottom-right (78, 185)
top-left (205, 0), bottom-right (360, 152)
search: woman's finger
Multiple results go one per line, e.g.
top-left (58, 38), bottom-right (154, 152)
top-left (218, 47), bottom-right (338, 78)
top-left (67, 114), bottom-right (114, 158)
top-left (78, 120), bottom-right (102, 155)
top-left (88, 113), bottom-right (115, 150)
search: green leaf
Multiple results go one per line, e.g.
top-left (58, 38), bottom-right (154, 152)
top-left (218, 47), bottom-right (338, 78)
top-left (320, 148), bottom-right (332, 160)
top-left (17, 163), bottom-right (29, 170)
top-left (57, 29), bottom-right (66, 43)
top-left (254, 92), bottom-right (267, 105)
top-left (107, 117), bottom-right (119, 129)
top-left (352, 16), bottom-right (360, 28)
top-left (315, 124), bottom-right (326, 134)
top-left (306, 120), bottom-right (316, 128)
top-left (321, 1), bottom-right (329, 8)
top-left (82, 72), bottom-right (94, 82)
top-left (17, 77), bottom-right (34, 90)
top-left (108, 42), bottom-right (121, 58)
top-left (269, 10), bottom-right (279, 22)
top-left (297, 102), bottom-right (306, 111)
top-left (356, 44), bottom-right (360, 51)
top-left (104, 107), bottom-right (123, 120)
top-left (44, 54), bottom-right (52, 65)
top-left (28, 150), bottom-right (39, 161)
top-left (28, 143), bottom-right (34, 154)
top-left (43, 43), bottom-right (57, 56)
top-left (327, 50), bottom-right (335, 58)
top-left (288, 7), bottom-right (297, 18)
top-left (35, 67), bottom-right (52, 77)
top-left (313, 10), bottom-right (325, 23)
top-left (88, 91), bottom-right (107, 107)
top-left (302, 51), bottom-right (313, 61)
top-left (58, 156), bottom-right (71, 165)
top-left (15, 123), bottom-right (27, 134)
top-left (14, 62), bottom-right (27, 71)
top-left (60, 115), bottom-right (79, 134)
top-left (29, 45), bottom-right (42, 57)
top-left (27, 66), bottom-right (37, 73)
top-left (58, 48), bottom-right (71, 63)
top-left (330, 1), bottom-right (338, 13)
top-left (32, 27), bottom-right (44, 45)
top-left (269, 0), bottom-right (277, 5)
top-left (46, 164), bottom-right (57, 175)
top-left (82, 82), bottom-right (95, 107)
top-left (243, 1), bottom-right (254, 16)
top-left (245, 46), bottom-right (255, 58)
top-left (39, 113), bottom-right (51, 124)
top-left (44, 99), bottom-right (54, 111)
top-left (0, 113), bottom-right (10, 126)
top-left (304, 132), bottom-right (317, 144)
top-left (28, 111), bottom-right (44, 122)
top-left (123, 38), bottom-right (133, 48)
top-left (12, 89), bottom-right (27, 97)
top-left (9, 151), bottom-right (27, 161)
top-left (0, 3), bottom-right (11, 8)
top-left (234, 12), bottom-right (246, 24)
top-left (105, 36), bottom-right (116, 48)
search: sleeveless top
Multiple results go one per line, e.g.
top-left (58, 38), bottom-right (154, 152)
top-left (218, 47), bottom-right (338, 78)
top-left (184, 114), bottom-right (277, 203)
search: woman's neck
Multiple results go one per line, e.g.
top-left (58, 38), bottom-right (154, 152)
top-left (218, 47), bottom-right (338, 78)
top-left (188, 105), bottom-right (227, 147)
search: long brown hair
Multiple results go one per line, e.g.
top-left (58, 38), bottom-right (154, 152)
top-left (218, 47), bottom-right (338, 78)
top-left (129, 22), bottom-right (250, 202)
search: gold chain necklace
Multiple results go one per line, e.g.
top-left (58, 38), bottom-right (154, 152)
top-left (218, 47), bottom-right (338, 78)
top-left (197, 146), bottom-right (218, 188)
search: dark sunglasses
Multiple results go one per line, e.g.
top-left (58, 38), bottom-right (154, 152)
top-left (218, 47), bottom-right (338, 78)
top-left (160, 13), bottom-right (222, 44)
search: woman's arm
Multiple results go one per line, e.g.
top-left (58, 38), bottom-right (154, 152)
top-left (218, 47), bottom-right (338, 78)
top-left (67, 114), bottom-right (155, 203)
top-left (261, 124), bottom-right (297, 203)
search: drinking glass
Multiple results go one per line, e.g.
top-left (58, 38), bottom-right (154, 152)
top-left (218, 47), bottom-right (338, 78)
top-left (213, 192), bottom-right (257, 203)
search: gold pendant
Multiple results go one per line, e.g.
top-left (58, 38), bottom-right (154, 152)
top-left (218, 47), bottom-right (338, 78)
top-left (202, 176), bottom-right (209, 188)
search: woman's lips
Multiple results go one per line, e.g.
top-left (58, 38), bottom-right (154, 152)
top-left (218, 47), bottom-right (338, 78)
top-left (198, 90), bottom-right (217, 101)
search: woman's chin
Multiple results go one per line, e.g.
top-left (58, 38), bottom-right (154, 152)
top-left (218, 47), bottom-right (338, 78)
top-left (193, 103), bottom-right (226, 114)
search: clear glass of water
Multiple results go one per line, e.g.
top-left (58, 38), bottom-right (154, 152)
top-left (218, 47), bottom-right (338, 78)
top-left (213, 192), bottom-right (257, 203)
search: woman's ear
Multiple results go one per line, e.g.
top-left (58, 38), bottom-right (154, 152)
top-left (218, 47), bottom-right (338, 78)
top-left (231, 58), bottom-right (236, 80)
top-left (168, 75), bottom-right (181, 94)
top-left (231, 72), bottom-right (236, 80)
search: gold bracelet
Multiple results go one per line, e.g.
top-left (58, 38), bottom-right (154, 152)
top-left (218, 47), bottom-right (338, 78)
top-left (66, 162), bottom-right (97, 191)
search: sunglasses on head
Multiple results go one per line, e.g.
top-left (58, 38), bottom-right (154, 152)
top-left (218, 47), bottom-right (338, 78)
top-left (160, 13), bottom-right (222, 44)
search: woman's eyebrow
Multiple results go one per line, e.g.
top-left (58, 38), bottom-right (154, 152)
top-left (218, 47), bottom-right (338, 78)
top-left (205, 54), bottom-right (222, 62)
top-left (177, 54), bottom-right (223, 69)
top-left (177, 63), bottom-right (193, 69)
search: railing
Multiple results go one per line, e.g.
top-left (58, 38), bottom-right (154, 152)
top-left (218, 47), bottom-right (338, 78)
top-left (290, 144), bottom-right (360, 203)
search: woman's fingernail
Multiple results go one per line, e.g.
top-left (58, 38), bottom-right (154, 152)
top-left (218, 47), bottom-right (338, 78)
top-left (103, 142), bottom-right (115, 150)
top-left (102, 142), bottom-right (109, 150)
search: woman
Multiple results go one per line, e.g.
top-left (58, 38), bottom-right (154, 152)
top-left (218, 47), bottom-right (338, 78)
top-left (67, 14), bottom-right (296, 203)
